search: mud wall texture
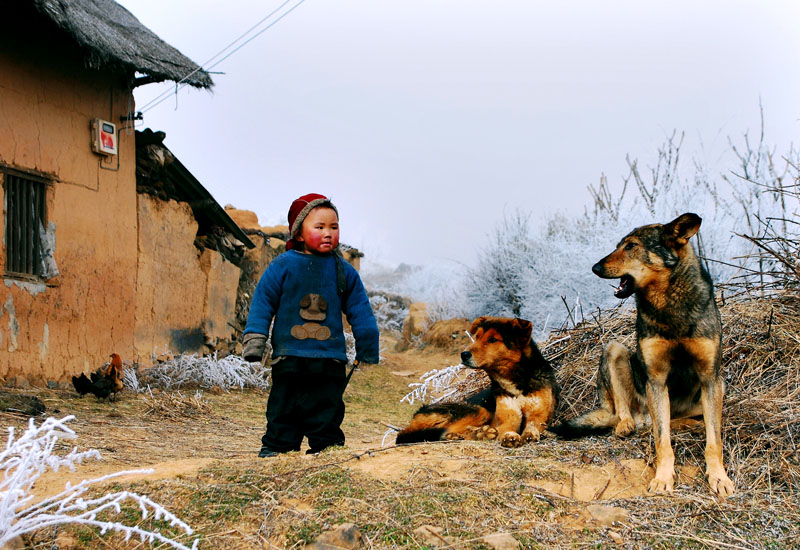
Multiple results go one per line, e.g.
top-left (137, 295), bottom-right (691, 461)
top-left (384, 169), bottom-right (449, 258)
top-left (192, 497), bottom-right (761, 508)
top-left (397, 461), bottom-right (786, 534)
top-left (0, 32), bottom-right (244, 385)
top-left (0, 37), bottom-right (138, 386)
top-left (134, 195), bottom-right (241, 360)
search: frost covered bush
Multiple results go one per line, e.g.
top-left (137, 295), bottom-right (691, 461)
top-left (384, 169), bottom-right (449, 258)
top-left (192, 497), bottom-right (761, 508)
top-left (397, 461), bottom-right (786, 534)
top-left (368, 114), bottom-right (799, 330)
top-left (368, 290), bottom-right (410, 334)
top-left (0, 416), bottom-right (197, 549)
top-left (131, 335), bottom-right (359, 392)
top-left (464, 122), bottom-right (800, 326)
top-left (401, 365), bottom-right (470, 405)
top-left (363, 262), bottom-right (468, 323)
top-left (135, 352), bottom-right (271, 392)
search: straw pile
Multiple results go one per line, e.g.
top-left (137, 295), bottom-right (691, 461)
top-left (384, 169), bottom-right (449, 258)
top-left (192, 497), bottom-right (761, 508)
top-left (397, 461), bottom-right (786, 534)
top-left (544, 294), bottom-right (800, 493)
top-left (142, 390), bottom-right (213, 420)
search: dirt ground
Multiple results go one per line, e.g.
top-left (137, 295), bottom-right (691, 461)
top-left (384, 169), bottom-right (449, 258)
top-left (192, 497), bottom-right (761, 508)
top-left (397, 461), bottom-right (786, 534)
top-left (6, 333), bottom-right (798, 549)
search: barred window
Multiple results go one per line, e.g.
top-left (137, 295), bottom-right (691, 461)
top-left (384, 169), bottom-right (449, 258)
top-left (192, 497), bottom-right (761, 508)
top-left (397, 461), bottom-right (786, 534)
top-left (3, 168), bottom-right (48, 277)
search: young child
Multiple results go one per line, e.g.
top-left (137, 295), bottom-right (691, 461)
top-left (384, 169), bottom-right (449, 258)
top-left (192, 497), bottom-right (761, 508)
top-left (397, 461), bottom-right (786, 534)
top-left (242, 193), bottom-right (380, 457)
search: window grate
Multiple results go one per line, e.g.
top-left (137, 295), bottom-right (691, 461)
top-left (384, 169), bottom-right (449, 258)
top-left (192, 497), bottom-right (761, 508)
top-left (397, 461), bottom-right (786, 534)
top-left (4, 170), bottom-right (47, 277)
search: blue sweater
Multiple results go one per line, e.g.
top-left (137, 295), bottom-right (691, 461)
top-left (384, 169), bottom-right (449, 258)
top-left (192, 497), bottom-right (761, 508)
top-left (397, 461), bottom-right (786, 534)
top-left (244, 250), bottom-right (380, 364)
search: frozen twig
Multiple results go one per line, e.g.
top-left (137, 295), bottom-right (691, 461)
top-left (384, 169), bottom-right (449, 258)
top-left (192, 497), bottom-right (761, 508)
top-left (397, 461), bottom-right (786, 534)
top-left (0, 416), bottom-right (198, 549)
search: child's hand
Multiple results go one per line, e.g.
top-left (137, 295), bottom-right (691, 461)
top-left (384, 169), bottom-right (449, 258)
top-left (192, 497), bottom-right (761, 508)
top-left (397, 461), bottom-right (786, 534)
top-left (242, 333), bottom-right (267, 362)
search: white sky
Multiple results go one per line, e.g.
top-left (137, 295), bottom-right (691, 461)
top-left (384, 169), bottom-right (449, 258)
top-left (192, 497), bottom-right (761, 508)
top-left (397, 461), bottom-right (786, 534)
top-left (117, 0), bottom-right (800, 267)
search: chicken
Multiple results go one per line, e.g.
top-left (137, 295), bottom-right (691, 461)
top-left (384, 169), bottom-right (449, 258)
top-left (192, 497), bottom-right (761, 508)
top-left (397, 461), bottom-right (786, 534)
top-left (71, 372), bottom-right (93, 395)
top-left (71, 353), bottom-right (125, 401)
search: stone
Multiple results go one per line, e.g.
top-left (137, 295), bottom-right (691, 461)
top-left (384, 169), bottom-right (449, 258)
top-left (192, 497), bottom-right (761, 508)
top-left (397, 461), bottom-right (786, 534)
top-left (608, 530), bottom-right (625, 545)
top-left (0, 536), bottom-right (24, 550)
top-left (412, 525), bottom-right (454, 548)
top-left (585, 504), bottom-right (628, 526)
top-left (55, 532), bottom-right (79, 549)
top-left (481, 532), bottom-right (520, 550)
top-left (308, 523), bottom-right (366, 550)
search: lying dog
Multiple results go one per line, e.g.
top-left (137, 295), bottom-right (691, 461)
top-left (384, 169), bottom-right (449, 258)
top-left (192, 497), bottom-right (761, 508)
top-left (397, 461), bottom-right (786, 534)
top-left (549, 213), bottom-right (734, 497)
top-left (396, 317), bottom-right (559, 448)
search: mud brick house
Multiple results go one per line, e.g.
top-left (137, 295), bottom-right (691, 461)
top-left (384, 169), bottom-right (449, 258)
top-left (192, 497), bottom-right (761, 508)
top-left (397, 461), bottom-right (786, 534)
top-left (0, 0), bottom-right (255, 387)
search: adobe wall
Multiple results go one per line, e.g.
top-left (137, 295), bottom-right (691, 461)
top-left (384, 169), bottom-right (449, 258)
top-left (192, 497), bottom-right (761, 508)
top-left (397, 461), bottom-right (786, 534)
top-left (200, 248), bottom-right (241, 346)
top-left (134, 195), bottom-right (241, 361)
top-left (0, 36), bottom-right (137, 385)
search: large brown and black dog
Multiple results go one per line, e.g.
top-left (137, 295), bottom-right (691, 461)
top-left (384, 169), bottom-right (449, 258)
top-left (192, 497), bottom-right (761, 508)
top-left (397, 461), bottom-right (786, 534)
top-left (549, 213), bottom-right (734, 497)
top-left (396, 317), bottom-right (559, 448)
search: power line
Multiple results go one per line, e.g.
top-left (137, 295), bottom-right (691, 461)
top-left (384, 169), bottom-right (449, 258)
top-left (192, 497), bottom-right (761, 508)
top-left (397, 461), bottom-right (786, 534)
top-left (138, 0), bottom-right (307, 114)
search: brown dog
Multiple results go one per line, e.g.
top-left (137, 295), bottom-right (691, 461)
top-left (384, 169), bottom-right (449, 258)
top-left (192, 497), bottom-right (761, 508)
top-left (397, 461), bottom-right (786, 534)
top-left (397, 317), bottom-right (559, 448)
top-left (549, 213), bottom-right (734, 497)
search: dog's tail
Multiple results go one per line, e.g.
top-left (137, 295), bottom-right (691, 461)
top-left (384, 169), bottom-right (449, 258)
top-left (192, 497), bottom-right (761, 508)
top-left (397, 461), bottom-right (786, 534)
top-left (395, 402), bottom-right (485, 445)
top-left (548, 408), bottom-right (616, 439)
top-left (395, 427), bottom-right (446, 444)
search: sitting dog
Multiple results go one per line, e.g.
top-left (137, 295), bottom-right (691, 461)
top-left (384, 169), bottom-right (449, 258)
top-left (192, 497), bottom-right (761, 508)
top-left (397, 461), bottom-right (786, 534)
top-left (549, 213), bottom-right (735, 497)
top-left (396, 316), bottom-right (559, 448)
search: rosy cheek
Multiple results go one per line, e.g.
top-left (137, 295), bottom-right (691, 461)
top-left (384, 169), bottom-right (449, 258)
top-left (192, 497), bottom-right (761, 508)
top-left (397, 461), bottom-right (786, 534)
top-left (305, 233), bottom-right (324, 248)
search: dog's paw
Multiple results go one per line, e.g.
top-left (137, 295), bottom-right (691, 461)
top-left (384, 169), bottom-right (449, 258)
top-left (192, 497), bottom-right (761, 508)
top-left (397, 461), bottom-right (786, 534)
top-left (647, 475), bottom-right (674, 494)
top-left (614, 418), bottom-right (635, 437)
top-left (458, 426), bottom-right (482, 440)
top-left (445, 431), bottom-right (465, 441)
top-left (521, 427), bottom-right (541, 444)
top-left (469, 425), bottom-right (498, 441)
top-left (708, 471), bottom-right (735, 498)
top-left (500, 432), bottom-right (521, 448)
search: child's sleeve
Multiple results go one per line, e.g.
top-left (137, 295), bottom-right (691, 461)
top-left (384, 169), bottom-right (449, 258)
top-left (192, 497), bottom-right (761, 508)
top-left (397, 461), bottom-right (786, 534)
top-left (244, 261), bottom-right (283, 338)
top-left (342, 268), bottom-right (380, 364)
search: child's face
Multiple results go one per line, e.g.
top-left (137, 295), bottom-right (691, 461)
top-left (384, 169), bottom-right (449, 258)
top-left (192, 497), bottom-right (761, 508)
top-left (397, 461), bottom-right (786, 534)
top-left (297, 207), bottom-right (339, 254)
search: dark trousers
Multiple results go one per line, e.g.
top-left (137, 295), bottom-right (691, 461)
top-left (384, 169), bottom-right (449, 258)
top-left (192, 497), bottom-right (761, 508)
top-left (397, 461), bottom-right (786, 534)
top-left (261, 357), bottom-right (347, 454)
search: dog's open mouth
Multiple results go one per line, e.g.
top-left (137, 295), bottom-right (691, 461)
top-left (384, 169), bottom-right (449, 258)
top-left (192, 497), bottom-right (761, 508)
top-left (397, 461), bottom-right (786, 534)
top-left (613, 275), bottom-right (635, 299)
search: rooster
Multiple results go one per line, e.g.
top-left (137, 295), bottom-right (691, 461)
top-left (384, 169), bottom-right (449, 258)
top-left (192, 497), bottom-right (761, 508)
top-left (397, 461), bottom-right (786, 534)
top-left (71, 353), bottom-right (124, 401)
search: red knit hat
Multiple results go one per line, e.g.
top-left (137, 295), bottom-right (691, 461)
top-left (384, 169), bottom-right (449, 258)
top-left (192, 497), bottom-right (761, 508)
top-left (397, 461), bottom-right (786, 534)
top-left (286, 193), bottom-right (338, 250)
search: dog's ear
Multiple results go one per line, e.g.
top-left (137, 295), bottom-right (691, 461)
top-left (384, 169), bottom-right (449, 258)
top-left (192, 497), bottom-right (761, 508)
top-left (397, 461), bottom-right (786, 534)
top-left (664, 213), bottom-right (701, 246)
top-left (512, 318), bottom-right (533, 344)
top-left (470, 316), bottom-right (487, 335)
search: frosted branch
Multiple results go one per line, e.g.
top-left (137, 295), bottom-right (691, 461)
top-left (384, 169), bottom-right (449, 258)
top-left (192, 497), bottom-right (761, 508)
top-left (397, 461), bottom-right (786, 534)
top-left (0, 416), bottom-right (198, 550)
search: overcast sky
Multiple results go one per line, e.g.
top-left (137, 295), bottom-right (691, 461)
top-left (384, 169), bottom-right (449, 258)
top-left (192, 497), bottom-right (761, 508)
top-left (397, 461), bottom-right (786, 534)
top-left (118, 0), bottom-right (800, 267)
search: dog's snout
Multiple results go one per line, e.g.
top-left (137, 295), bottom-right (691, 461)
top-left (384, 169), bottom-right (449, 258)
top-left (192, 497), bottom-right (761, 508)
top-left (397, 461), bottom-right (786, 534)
top-left (460, 351), bottom-right (472, 364)
top-left (592, 262), bottom-right (604, 276)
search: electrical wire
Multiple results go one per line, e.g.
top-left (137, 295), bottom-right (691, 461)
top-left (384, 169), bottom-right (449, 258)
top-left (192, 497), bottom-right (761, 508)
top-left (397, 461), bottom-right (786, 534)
top-left (138, 0), bottom-right (307, 114)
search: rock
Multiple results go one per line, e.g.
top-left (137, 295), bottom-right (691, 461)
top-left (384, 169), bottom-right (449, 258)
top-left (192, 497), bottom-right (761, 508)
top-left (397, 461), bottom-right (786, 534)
top-left (585, 504), bottom-right (628, 526)
top-left (55, 532), bottom-right (79, 549)
top-left (0, 536), bottom-right (24, 550)
top-left (412, 525), bottom-right (454, 548)
top-left (481, 532), bottom-right (520, 550)
top-left (608, 530), bottom-right (625, 545)
top-left (308, 523), bottom-right (366, 550)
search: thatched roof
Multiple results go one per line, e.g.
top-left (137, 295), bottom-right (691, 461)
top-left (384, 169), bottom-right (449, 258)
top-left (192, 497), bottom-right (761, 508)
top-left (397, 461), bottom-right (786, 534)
top-left (135, 130), bottom-right (254, 251)
top-left (31, 0), bottom-right (213, 88)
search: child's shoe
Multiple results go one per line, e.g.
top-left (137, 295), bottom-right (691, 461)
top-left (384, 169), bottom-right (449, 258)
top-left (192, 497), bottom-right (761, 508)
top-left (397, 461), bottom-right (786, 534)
top-left (258, 447), bottom-right (279, 458)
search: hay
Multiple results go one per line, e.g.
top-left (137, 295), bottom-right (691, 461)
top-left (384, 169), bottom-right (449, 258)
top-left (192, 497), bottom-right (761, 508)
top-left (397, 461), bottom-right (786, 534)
top-left (143, 390), bottom-right (213, 420)
top-left (546, 294), bottom-right (800, 492)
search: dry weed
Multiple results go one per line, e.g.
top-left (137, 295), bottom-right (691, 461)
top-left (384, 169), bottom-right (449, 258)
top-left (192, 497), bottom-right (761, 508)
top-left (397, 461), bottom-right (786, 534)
top-left (142, 390), bottom-right (214, 421)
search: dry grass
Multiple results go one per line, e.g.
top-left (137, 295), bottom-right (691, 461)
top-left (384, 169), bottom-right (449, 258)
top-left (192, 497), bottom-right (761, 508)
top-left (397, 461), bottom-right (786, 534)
top-left (142, 390), bottom-right (214, 420)
top-left (539, 293), bottom-right (800, 548)
top-left (14, 296), bottom-right (800, 549)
